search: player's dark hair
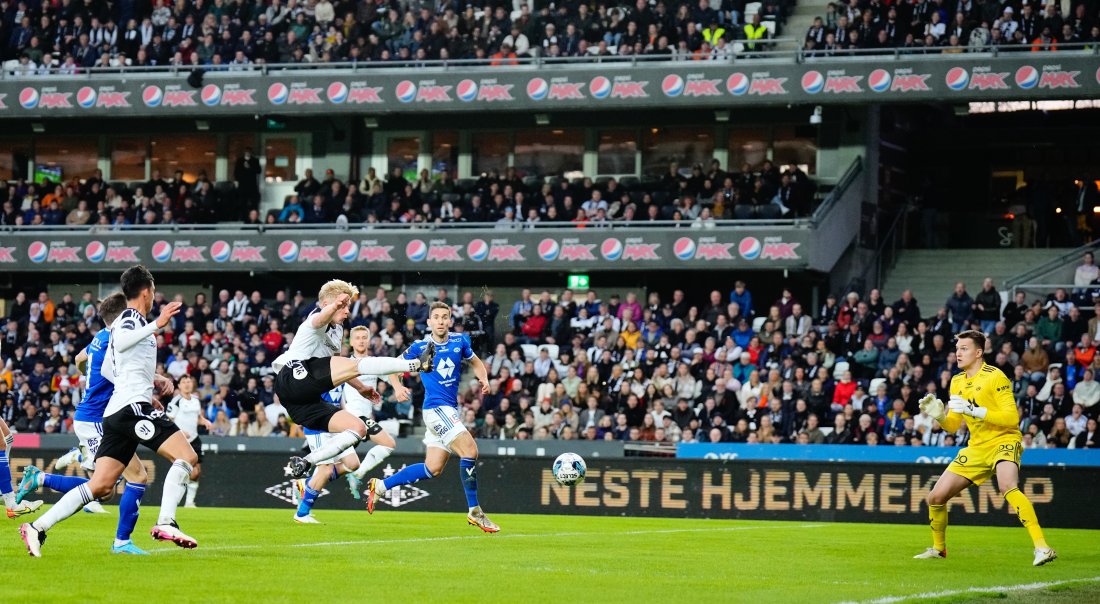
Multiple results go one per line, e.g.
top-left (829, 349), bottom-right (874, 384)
top-left (956, 329), bottom-right (986, 350)
top-left (120, 265), bottom-right (155, 301)
top-left (97, 292), bottom-right (128, 325)
top-left (429, 301), bottom-right (451, 314)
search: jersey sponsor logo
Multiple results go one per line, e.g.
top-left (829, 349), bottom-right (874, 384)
top-left (291, 361), bottom-right (308, 380)
top-left (134, 419), bottom-right (156, 440)
top-left (436, 356), bottom-right (456, 380)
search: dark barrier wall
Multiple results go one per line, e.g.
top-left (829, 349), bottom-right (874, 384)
top-left (0, 228), bottom-right (810, 272)
top-left (11, 450), bottom-right (1098, 529)
top-left (1, 55), bottom-right (1098, 118)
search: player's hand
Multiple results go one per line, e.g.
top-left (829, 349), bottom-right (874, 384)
top-left (392, 383), bottom-right (411, 402)
top-left (156, 301), bottom-right (183, 329)
top-left (948, 395), bottom-right (988, 419)
top-left (479, 379), bottom-right (490, 395)
top-left (151, 399), bottom-right (165, 412)
top-left (334, 293), bottom-right (351, 309)
top-left (918, 394), bottom-right (946, 422)
top-left (154, 375), bottom-right (175, 397)
top-left (357, 384), bottom-right (382, 404)
top-left (200, 416), bottom-right (214, 430)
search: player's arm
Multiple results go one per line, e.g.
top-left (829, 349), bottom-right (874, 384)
top-left (75, 348), bottom-right (89, 375)
top-left (388, 341), bottom-right (423, 402)
top-left (113, 302), bottom-right (182, 352)
top-left (309, 293), bottom-right (350, 329)
top-left (347, 376), bottom-right (381, 403)
top-left (919, 385), bottom-right (962, 432)
top-left (468, 354), bottom-right (490, 394)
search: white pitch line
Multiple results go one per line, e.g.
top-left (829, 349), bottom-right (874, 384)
top-left (150, 523), bottom-right (825, 555)
top-left (842, 576), bottom-right (1100, 604)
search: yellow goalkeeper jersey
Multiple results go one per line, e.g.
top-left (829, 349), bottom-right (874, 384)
top-left (947, 363), bottom-right (1021, 447)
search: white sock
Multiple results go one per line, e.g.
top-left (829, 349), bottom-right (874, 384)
top-left (34, 484), bottom-right (93, 532)
top-left (114, 538), bottom-right (130, 547)
top-left (358, 357), bottom-right (419, 375)
top-left (157, 460), bottom-right (192, 526)
top-left (304, 430), bottom-right (362, 465)
top-left (354, 446), bottom-right (394, 479)
top-left (2, 491), bottom-right (15, 508)
top-left (185, 480), bottom-right (198, 505)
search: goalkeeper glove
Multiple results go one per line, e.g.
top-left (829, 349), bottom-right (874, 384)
top-left (947, 395), bottom-right (987, 419)
top-left (918, 394), bottom-right (946, 423)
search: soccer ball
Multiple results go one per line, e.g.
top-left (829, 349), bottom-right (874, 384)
top-left (552, 452), bottom-right (587, 486)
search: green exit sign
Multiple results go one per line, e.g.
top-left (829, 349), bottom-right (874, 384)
top-left (567, 274), bottom-right (590, 289)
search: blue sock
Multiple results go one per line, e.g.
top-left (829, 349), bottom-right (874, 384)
top-left (459, 458), bottom-right (479, 509)
top-left (382, 463), bottom-right (434, 491)
top-left (44, 473), bottom-right (89, 494)
top-left (0, 451), bottom-right (12, 495)
top-left (297, 486), bottom-right (320, 517)
top-left (116, 483), bottom-right (146, 542)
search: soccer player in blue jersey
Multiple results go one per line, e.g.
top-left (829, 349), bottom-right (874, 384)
top-left (16, 292), bottom-right (161, 555)
top-left (367, 301), bottom-right (499, 532)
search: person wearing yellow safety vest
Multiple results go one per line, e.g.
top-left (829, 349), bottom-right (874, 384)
top-left (743, 14), bottom-right (769, 52)
top-left (702, 21), bottom-right (726, 46)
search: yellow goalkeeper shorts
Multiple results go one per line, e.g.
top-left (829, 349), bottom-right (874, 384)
top-left (946, 438), bottom-right (1023, 485)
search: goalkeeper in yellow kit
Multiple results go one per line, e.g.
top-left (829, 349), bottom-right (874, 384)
top-left (914, 330), bottom-right (1057, 566)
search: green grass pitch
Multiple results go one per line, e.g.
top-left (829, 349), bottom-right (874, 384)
top-left (4, 508), bottom-right (1099, 603)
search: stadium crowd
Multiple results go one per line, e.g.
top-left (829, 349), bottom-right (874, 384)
top-left (2, 260), bottom-right (1099, 449)
top-left (0, 158), bottom-right (817, 227)
top-left (0, 0), bottom-right (788, 73)
top-left (804, 0), bottom-right (1100, 54)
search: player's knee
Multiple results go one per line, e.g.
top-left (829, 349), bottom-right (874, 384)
top-left (89, 481), bottom-right (115, 500)
top-left (999, 483), bottom-right (1018, 496)
top-left (426, 464), bottom-right (444, 478)
top-left (926, 491), bottom-right (948, 506)
top-left (177, 450), bottom-right (199, 467)
top-left (190, 465), bottom-right (202, 480)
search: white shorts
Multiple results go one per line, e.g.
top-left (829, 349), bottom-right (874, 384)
top-left (422, 406), bottom-right (467, 452)
top-left (73, 420), bottom-right (103, 472)
top-left (344, 400), bottom-right (374, 422)
top-left (306, 432), bottom-right (357, 466)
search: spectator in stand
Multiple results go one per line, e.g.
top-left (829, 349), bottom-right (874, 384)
top-left (945, 282), bottom-right (974, 334)
top-left (974, 278), bottom-right (1001, 334)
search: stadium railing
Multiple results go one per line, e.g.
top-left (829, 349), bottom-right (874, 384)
top-left (2, 42), bottom-right (1097, 80)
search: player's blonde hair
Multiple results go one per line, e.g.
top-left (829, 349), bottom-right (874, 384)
top-left (318, 279), bottom-right (359, 304)
top-left (349, 325), bottom-right (370, 335)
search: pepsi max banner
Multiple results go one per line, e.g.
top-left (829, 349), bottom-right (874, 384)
top-left (0, 228), bottom-right (813, 271)
top-left (1, 55), bottom-right (1099, 117)
top-left (677, 443), bottom-right (1100, 467)
top-left (8, 450), bottom-right (1099, 528)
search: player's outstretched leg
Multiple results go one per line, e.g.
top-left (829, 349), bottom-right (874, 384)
top-left (150, 433), bottom-right (199, 549)
top-left (366, 448), bottom-right (443, 515)
top-left (915, 470), bottom-right (969, 560)
top-left (996, 462), bottom-right (1056, 565)
top-left (3, 451), bottom-right (43, 518)
top-left (113, 456), bottom-right (150, 555)
top-left (451, 435), bottom-right (498, 533)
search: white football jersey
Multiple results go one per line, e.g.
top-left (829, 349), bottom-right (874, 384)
top-left (167, 394), bottom-right (203, 442)
top-left (103, 307), bottom-right (158, 417)
top-left (271, 307), bottom-right (343, 373)
top-left (342, 356), bottom-right (378, 419)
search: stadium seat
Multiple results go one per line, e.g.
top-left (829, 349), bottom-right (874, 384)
top-left (833, 361), bottom-right (851, 380)
top-left (752, 316), bottom-right (767, 332)
top-left (522, 175), bottom-right (541, 189)
top-left (595, 176), bottom-right (613, 187)
top-left (759, 204), bottom-right (782, 219)
top-left (869, 377), bottom-right (886, 396)
top-left (538, 344), bottom-right (559, 359)
top-left (619, 176), bottom-right (641, 190)
top-left (733, 205), bottom-right (754, 219)
top-left (441, 193), bottom-right (461, 205)
top-left (455, 178), bottom-right (477, 193)
top-left (520, 344), bottom-right (538, 361)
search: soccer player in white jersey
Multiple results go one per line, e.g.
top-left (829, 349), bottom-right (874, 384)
top-left (1, 417), bottom-right (42, 518)
top-left (19, 265), bottom-right (199, 557)
top-left (166, 375), bottom-right (213, 508)
top-left (273, 280), bottom-right (434, 480)
top-left (344, 325), bottom-right (396, 494)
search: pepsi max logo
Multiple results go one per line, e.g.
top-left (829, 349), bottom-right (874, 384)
top-left (327, 82), bottom-right (349, 104)
top-left (396, 81), bottom-right (417, 103)
top-left (210, 240), bottom-right (232, 263)
top-left (868, 69), bottom-right (891, 93)
top-left (0, 247), bottom-right (16, 263)
top-left (1015, 66), bottom-right (1039, 90)
top-left (76, 87), bottom-right (97, 108)
top-left (19, 88), bottom-right (39, 109)
top-left (0, 94), bottom-right (6, 109)
top-left (1036, 67), bottom-right (1079, 89)
top-left (945, 67), bottom-right (969, 91)
top-left (589, 76), bottom-right (612, 99)
top-left (662, 75), bottom-right (684, 97)
top-left (338, 240), bottom-right (359, 262)
top-left (85, 241), bottom-right (107, 263)
top-left (267, 83), bottom-right (290, 105)
top-left (673, 237), bottom-right (696, 260)
top-left (457, 79), bottom-right (478, 102)
top-left (200, 84), bottom-right (222, 106)
top-left (727, 73), bottom-right (750, 96)
top-left (278, 241), bottom-right (299, 263)
top-left (27, 241), bottom-right (48, 263)
top-left (406, 239), bottom-right (428, 262)
top-left (739, 237), bottom-right (762, 260)
top-left (600, 238), bottom-right (623, 261)
top-left (527, 78), bottom-right (549, 100)
top-left (801, 71), bottom-right (825, 94)
top-left (466, 239), bottom-right (489, 261)
top-left (151, 240), bottom-right (173, 263)
top-left (537, 238), bottom-right (560, 261)
top-left (142, 85), bottom-right (163, 107)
